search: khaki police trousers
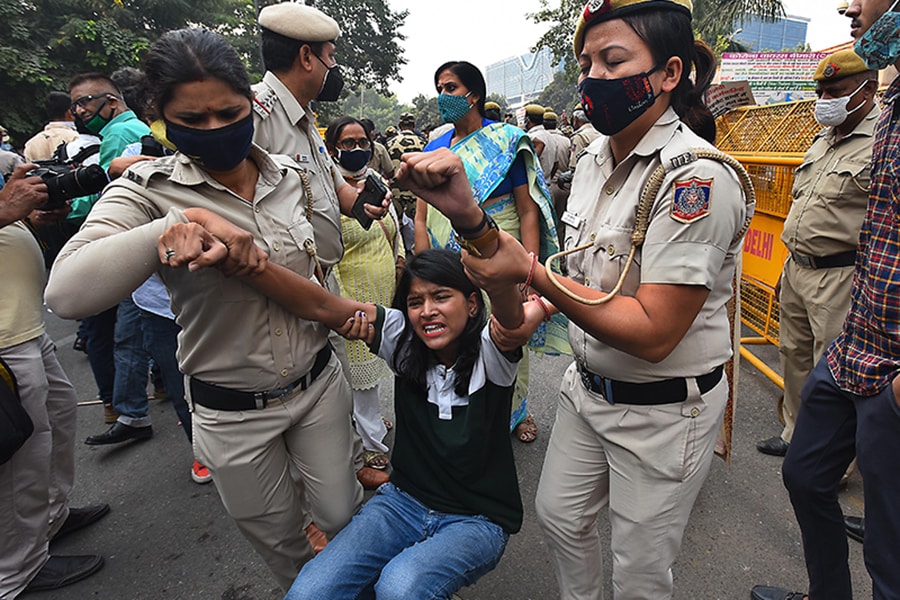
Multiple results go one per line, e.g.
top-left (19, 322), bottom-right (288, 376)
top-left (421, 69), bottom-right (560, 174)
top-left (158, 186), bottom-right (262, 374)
top-left (191, 353), bottom-right (363, 591)
top-left (0, 334), bottom-right (77, 599)
top-left (778, 259), bottom-right (854, 442)
top-left (535, 362), bottom-right (727, 600)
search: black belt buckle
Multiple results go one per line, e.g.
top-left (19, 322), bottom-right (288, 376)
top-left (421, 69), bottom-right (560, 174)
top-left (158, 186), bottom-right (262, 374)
top-left (578, 362), bottom-right (614, 404)
top-left (791, 252), bottom-right (815, 269)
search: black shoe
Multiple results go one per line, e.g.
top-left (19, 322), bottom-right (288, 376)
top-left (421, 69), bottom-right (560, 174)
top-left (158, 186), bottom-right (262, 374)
top-left (844, 515), bottom-right (865, 543)
top-left (756, 436), bottom-right (790, 457)
top-left (52, 504), bottom-right (110, 542)
top-left (751, 585), bottom-right (807, 600)
top-left (22, 555), bottom-right (104, 593)
top-left (85, 422), bottom-right (153, 445)
top-left (72, 337), bottom-right (87, 353)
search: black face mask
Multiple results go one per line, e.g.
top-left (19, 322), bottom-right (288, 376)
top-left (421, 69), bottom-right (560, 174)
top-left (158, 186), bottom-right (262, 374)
top-left (578, 66), bottom-right (661, 136)
top-left (314, 53), bottom-right (344, 102)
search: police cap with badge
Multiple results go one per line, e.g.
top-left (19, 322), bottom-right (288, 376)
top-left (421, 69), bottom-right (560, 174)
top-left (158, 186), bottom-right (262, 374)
top-left (814, 49), bottom-right (872, 82)
top-left (573, 0), bottom-right (693, 56)
top-left (258, 2), bottom-right (341, 43)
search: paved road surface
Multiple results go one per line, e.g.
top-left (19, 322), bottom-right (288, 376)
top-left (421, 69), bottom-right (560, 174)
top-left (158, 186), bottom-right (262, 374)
top-left (32, 311), bottom-right (870, 600)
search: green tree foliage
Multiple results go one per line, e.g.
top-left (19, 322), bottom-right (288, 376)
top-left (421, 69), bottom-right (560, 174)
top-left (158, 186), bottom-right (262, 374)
top-left (411, 94), bottom-right (443, 132)
top-left (528, 0), bottom-right (785, 64)
top-left (1, 0), bottom-right (247, 142)
top-left (2, 0), bottom-right (407, 146)
top-left (536, 69), bottom-right (580, 118)
top-left (291, 0), bottom-right (407, 122)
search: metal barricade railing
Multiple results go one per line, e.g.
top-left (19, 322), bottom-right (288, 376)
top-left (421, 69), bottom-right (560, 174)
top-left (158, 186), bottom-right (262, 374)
top-left (719, 99), bottom-right (820, 390)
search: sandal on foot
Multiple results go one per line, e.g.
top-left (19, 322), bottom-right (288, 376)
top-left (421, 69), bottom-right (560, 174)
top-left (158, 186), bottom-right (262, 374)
top-left (382, 417), bottom-right (393, 431)
top-left (513, 415), bottom-right (537, 443)
top-left (363, 450), bottom-right (390, 470)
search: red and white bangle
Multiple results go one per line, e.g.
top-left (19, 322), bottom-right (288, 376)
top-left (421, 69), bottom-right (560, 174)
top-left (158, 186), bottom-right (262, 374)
top-left (520, 252), bottom-right (537, 296)
top-left (530, 294), bottom-right (553, 322)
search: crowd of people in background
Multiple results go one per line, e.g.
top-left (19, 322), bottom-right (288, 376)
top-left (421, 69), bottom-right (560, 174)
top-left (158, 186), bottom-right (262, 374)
top-left (1, 0), bottom-right (899, 599)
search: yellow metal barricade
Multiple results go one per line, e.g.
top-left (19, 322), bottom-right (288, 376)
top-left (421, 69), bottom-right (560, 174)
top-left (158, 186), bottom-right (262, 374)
top-left (717, 98), bottom-right (821, 389)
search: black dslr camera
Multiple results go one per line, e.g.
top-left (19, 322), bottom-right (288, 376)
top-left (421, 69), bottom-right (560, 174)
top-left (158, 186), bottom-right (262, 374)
top-left (27, 161), bottom-right (109, 211)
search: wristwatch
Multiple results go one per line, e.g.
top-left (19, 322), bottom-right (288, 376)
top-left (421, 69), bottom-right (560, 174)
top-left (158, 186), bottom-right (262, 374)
top-left (453, 212), bottom-right (499, 258)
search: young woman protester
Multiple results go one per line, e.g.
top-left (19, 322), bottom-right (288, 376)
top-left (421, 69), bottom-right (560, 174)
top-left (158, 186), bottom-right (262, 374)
top-left (415, 60), bottom-right (570, 444)
top-left (155, 148), bottom-right (529, 600)
top-left (459, 0), bottom-right (755, 598)
top-left (43, 27), bottom-right (388, 591)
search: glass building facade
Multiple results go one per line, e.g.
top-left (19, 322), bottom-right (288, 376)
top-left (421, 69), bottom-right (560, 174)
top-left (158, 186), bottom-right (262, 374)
top-left (484, 47), bottom-right (560, 107)
top-left (734, 14), bottom-right (810, 52)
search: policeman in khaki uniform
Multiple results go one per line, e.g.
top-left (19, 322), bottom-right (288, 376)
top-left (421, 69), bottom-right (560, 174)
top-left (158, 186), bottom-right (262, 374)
top-left (460, 0), bottom-right (753, 597)
top-left (568, 108), bottom-right (601, 170)
top-left (756, 50), bottom-right (879, 458)
top-left (252, 2), bottom-right (390, 495)
top-left (524, 104), bottom-right (555, 180)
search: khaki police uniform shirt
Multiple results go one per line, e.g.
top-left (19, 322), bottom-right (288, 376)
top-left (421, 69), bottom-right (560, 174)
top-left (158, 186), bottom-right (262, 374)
top-left (527, 124), bottom-right (555, 180)
top-left (547, 130), bottom-right (571, 179)
top-left (23, 122), bottom-right (79, 162)
top-left (252, 71), bottom-right (345, 271)
top-left (569, 123), bottom-right (601, 170)
top-left (0, 222), bottom-right (46, 349)
top-left (565, 107), bottom-right (749, 382)
top-left (782, 104), bottom-right (879, 257)
top-left (367, 141), bottom-right (394, 179)
top-left (46, 146), bottom-right (328, 391)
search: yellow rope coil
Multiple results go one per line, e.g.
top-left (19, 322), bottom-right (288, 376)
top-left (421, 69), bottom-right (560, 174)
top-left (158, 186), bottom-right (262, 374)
top-left (544, 148), bottom-right (756, 305)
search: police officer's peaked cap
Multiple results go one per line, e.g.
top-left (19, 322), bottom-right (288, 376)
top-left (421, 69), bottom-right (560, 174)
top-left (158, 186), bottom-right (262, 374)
top-left (544, 111), bottom-right (559, 122)
top-left (814, 49), bottom-right (872, 82)
top-left (574, 0), bottom-right (692, 56)
top-left (484, 101), bottom-right (501, 111)
top-left (258, 3), bottom-right (341, 42)
top-left (525, 104), bottom-right (545, 117)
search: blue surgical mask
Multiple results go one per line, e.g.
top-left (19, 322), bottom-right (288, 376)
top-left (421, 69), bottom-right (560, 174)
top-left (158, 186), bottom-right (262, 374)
top-left (854, 0), bottom-right (900, 70)
top-left (164, 113), bottom-right (254, 172)
top-left (437, 92), bottom-right (472, 123)
top-left (336, 147), bottom-right (371, 173)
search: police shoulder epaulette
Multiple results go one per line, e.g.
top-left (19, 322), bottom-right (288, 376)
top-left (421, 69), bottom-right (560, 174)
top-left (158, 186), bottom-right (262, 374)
top-left (252, 84), bottom-right (278, 120)
top-left (661, 144), bottom-right (699, 174)
top-left (120, 159), bottom-right (174, 189)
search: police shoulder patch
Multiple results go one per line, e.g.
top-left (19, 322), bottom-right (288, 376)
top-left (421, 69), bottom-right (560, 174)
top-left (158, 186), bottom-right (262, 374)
top-left (671, 177), bottom-right (713, 223)
top-left (252, 86), bottom-right (278, 119)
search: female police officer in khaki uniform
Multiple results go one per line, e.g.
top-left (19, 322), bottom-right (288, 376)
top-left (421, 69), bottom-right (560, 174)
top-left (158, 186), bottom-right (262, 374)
top-left (43, 28), bottom-right (387, 591)
top-left (461, 1), bottom-right (753, 598)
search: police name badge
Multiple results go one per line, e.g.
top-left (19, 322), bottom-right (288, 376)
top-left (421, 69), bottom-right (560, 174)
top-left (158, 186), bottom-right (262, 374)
top-left (561, 210), bottom-right (583, 229)
top-left (671, 178), bottom-right (713, 223)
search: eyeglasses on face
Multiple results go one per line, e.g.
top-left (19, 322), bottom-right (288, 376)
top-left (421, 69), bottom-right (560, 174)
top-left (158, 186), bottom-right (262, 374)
top-left (70, 94), bottom-right (113, 113)
top-left (336, 137), bottom-right (372, 151)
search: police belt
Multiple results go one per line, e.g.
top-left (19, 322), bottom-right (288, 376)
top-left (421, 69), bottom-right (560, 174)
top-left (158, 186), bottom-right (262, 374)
top-left (190, 345), bottom-right (332, 411)
top-left (577, 363), bottom-right (723, 405)
top-left (791, 250), bottom-right (857, 269)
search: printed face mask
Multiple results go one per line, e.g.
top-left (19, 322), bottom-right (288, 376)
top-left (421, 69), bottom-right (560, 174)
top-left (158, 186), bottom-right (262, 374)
top-left (578, 67), bottom-right (660, 136)
top-left (854, 0), bottom-right (900, 70)
top-left (814, 81), bottom-right (868, 127)
top-left (437, 92), bottom-right (472, 123)
top-left (164, 113), bottom-right (254, 172)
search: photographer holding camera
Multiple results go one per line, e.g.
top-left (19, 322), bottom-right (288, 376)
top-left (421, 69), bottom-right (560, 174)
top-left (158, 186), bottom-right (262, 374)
top-left (0, 163), bottom-right (109, 597)
top-left (65, 72), bottom-right (150, 431)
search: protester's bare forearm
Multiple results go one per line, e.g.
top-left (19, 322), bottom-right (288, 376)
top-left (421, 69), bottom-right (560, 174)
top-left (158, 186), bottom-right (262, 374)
top-left (243, 262), bottom-right (374, 328)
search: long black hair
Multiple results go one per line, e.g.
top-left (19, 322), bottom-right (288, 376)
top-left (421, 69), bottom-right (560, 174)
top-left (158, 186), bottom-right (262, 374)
top-left (433, 61), bottom-right (487, 119)
top-left (391, 249), bottom-right (486, 397)
top-left (142, 28), bottom-right (252, 115)
top-left (622, 9), bottom-right (717, 143)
